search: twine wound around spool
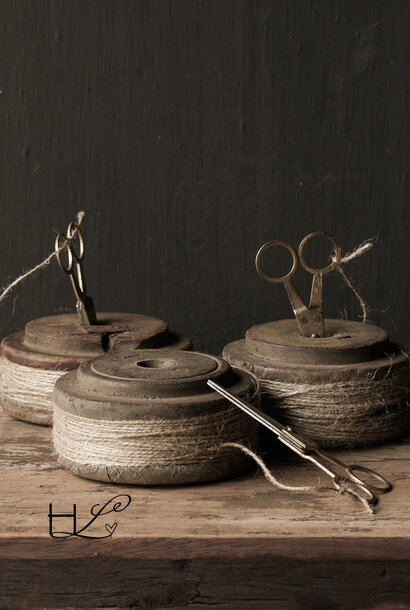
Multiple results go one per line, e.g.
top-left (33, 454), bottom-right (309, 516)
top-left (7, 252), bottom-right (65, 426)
top-left (1, 356), bottom-right (66, 418)
top-left (259, 365), bottom-right (410, 447)
top-left (52, 398), bottom-right (260, 484)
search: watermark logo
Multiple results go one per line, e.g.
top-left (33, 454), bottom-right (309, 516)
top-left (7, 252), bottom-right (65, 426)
top-left (48, 494), bottom-right (132, 539)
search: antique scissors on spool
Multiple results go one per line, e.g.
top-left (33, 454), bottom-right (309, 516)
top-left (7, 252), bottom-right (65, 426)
top-left (208, 380), bottom-right (392, 506)
top-left (255, 231), bottom-right (342, 338)
top-left (55, 220), bottom-right (97, 326)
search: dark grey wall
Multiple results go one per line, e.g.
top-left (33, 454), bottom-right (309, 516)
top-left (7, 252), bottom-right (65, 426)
top-left (0, 0), bottom-right (409, 354)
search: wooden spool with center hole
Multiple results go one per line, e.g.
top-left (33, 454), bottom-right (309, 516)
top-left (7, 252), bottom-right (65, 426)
top-left (0, 312), bottom-right (192, 425)
top-left (223, 318), bottom-right (410, 446)
top-left (53, 349), bottom-right (259, 485)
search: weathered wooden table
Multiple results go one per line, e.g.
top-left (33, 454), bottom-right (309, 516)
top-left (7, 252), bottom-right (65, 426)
top-left (1, 408), bottom-right (410, 609)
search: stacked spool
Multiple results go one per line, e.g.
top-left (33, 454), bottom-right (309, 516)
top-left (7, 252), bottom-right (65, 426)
top-left (223, 318), bottom-right (410, 447)
top-left (1, 313), bottom-right (191, 425)
top-left (52, 349), bottom-right (259, 485)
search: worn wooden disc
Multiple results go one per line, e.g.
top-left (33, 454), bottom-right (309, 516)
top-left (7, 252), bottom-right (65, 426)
top-left (55, 349), bottom-right (254, 419)
top-left (1, 312), bottom-right (193, 370)
top-left (223, 337), bottom-right (409, 384)
top-left (223, 337), bottom-right (410, 448)
top-left (54, 350), bottom-right (258, 485)
top-left (246, 318), bottom-right (388, 365)
top-left (223, 318), bottom-right (410, 449)
top-left (0, 313), bottom-right (192, 426)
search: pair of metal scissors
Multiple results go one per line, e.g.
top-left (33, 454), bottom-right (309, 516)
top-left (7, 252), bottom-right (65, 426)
top-left (55, 220), bottom-right (97, 327)
top-left (255, 231), bottom-right (341, 338)
top-left (208, 380), bottom-right (392, 506)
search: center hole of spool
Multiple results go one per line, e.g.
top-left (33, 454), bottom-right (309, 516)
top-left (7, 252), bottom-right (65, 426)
top-left (136, 359), bottom-right (175, 369)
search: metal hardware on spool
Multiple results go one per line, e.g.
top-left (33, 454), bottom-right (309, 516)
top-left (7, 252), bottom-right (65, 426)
top-left (1, 215), bottom-right (193, 426)
top-left (251, 230), bottom-right (385, 364)
top-left (55, 220), bottom-right (97, 326)
top-left (0, 313), bottom-right (192, 426)
top-left (223, 231), bottom-right (410, 448)
top-left (53, 350), bottom-right (259, 485)
top-left (255, 232), bottom-right (341, 338)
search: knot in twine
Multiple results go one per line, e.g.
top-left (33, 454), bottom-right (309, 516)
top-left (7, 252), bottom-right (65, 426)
top-left (330, 238), bottom-right (376, 324)
top-left (0, 211), bottom-right (85, 306)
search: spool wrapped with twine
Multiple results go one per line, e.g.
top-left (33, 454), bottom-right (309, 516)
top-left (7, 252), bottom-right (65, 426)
top-left (0, 212), bottom-right (191, 426)
top-left (0, 314), bottom-right (192, 426)
top-left (223, 319), bottom-right (410, 448)
top-left (258, 363), bottom-right (410, 447)
top-left (224, 237), bottom-right (410, 448)
top-left (52, 349), bottom-right (260, 485)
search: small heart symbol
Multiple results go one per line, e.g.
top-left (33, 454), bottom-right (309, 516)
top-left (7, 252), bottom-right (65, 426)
top-left (105, 522), bottom-right (117, 536)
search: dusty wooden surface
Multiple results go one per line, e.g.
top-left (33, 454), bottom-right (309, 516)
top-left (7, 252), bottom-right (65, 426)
top-left (1, 408), bottom-right (410, 609)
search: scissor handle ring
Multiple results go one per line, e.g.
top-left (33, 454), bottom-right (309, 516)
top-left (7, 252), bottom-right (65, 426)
top-left (255, 241), bottom-right (298, 283)
top-left (347, 465), bottom-right (392, 494)
top-left (333, 474), bottom-right (377, 504)
top-left (298, 231), bottom-right (341, 275)
top-left (55, 233), bottom-right (74, 274)
top-left (66, 222), bottom-right (85, 261)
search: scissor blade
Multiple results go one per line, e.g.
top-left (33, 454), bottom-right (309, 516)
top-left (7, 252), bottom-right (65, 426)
top-left (207, 380), bottom-right (284, 438)
top-left (76, 296), bottom-right (97, 327)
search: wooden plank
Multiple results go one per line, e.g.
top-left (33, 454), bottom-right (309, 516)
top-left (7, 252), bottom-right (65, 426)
top-left (2, 410), bottom-right (410, 547)
top-left (2, 408), bottom-right (410, 607)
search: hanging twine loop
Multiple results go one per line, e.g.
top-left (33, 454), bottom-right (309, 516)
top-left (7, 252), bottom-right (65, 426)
top-left (331, 238), bottom-right (375, 323)
top-left (0, 211), bottom-right (85, 306)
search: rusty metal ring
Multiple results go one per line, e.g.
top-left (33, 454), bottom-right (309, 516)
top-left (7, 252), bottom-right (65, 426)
top-left (255, 241), bottom-right (298, 284)
top-left (347, 465), bottom-right (392, 494)
top-left (298, 231), bottom-right (341, 275)
top-left (55, 233), bottom-right (73, 274)
top-left (66, 222), bottom-right (85, 261)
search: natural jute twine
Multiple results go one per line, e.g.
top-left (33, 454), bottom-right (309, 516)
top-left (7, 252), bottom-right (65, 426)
top-left (258, 365), bottom-right (410, 448)
top-left (52, 390), bottom-right (261, 480)
top-left (0, 212), bottom-right (84, 417)
top-left (1, 357), bottom-right (66, 414)
top-left (0, 211), bottom-right (85, 306)
top-left (331, 238), bottom-right (375, 324)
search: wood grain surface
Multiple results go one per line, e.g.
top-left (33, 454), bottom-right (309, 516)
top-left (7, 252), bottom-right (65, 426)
top-left (1, 409), bottom-right (410, 608)
top-left (0, 0), bottom-right (409, 356)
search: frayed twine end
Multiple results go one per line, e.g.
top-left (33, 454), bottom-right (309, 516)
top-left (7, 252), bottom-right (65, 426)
top-left (0, 211), bottom-right (85, 305)
top-left (331, 237), bottom-right (377, 324)
top-left (224, 442), bottom-right (376, 516)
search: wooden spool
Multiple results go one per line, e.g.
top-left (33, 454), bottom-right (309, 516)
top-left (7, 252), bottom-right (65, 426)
top-left (223, 318), bottom-right (410, 446)
top-left (1, 312), bottom-right (192, 425)
top-left (53, 349), bottom-right (258, 485)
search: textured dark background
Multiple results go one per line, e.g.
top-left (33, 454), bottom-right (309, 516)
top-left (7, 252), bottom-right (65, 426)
top-left (0, 0), bottom-right (408, 354)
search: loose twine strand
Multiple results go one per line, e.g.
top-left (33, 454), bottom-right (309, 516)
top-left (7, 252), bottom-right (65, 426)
top-left (0, 225), bottom-right (372, 323)
top-left (331, 238), bottom-right (375, 324)
top-left (223, 442), bottom-right (375, 515)
top-left (0, 211), bottom-right (85, 306)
